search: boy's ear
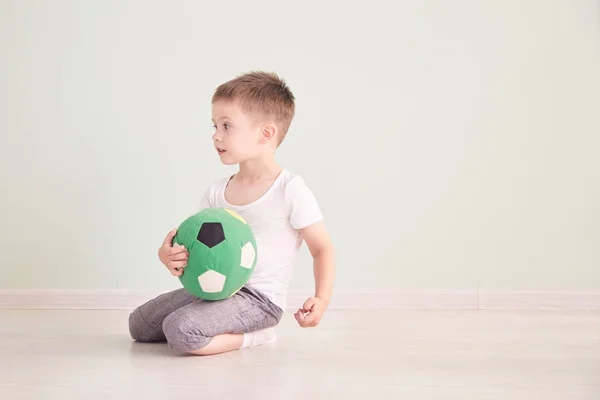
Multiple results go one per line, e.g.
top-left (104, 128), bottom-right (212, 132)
top-left (259, 123), bottom-right (277, 144)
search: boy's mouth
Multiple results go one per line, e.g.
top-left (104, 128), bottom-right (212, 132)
top-left (216, 148), bottom-right (226, 155)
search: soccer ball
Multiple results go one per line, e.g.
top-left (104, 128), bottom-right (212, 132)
top-left (173, 208), bottom-right (257, 300)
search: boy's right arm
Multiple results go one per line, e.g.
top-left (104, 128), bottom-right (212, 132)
top-left (158, 228), bottom-right (188, 277)
top-left (159, 183), bottom-right (211, 276)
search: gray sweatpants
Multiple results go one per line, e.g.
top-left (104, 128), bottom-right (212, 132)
top-left (128, 286), bottom-right (284, 352)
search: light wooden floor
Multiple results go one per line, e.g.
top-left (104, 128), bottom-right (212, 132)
top-left (1, 309), bottom-right (599, 399)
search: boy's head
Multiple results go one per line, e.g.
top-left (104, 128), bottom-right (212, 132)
top-left (211, 71), bottom-right (295, 165)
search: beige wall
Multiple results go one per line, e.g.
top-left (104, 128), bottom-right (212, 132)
top-left (1, 0), bottom-right (599, 292)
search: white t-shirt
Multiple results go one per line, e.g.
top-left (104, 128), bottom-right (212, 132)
top-left (198, 169), bottom-right (323, 311)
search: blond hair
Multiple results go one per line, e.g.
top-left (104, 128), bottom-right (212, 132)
top-left (212, 71), bottom-right (295, 144)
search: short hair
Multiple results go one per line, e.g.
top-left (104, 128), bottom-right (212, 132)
top-left (212, 71), bottom-right (295, 144)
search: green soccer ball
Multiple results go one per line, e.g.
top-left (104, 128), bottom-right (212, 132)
top-left (173, 208), bottom-right (257, 300)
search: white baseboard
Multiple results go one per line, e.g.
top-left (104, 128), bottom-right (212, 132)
top-left (0, 289), bottom-right (167, 310)
top-left (1, 289), bottom-right (599, 310)
top-left (479, 290), bottom-right (600, 310)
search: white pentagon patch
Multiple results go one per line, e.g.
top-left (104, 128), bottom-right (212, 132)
top-left (240, 242), bottom-right (256, 269)
top-left (198, 270), bottom-right (226, 293)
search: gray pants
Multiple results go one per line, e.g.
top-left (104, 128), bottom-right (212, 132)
top-left (128, 286), bottom-right (284, 352)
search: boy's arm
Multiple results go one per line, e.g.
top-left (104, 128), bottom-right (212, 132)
top-left (294, 220), bottom-right (335, 328)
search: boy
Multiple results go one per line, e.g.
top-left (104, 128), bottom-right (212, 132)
top-left (128, 71), bottom-right (335, 356)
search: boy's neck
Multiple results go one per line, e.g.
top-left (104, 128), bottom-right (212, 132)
top-left (236, 156), bottom-right (282, 182)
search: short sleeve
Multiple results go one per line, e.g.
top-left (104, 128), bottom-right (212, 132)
top-left (285, 176), bottom-right (323, 229)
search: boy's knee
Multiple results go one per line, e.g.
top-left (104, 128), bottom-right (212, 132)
top-left (128, 308), bottom-right (155, 342)
top-left (163, 311), bottom-right (211, 351)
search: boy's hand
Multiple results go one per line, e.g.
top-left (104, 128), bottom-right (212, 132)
top-left (158, 228), bottom-right (188, 277)
top-left (294, 297), bottom-right (328, 328)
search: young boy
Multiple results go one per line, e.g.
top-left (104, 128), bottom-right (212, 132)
top-left (128, 71), bottom-right (335, 356)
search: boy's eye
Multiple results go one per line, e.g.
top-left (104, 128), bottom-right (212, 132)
top-left (211, 123), bottom-right (230, 131)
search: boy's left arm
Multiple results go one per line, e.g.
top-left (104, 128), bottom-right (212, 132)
top-left (294, 220), bottom-right (335, 328)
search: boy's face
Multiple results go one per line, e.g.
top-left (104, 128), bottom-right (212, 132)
top-left (211, 100), bottom-right (268, 165)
